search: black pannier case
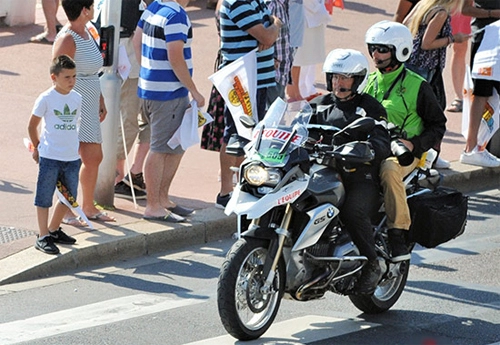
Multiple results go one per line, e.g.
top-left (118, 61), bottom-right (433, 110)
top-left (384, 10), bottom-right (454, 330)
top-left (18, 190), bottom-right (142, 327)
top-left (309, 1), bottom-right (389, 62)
top-left (407, 187), bottom-right (468, 248)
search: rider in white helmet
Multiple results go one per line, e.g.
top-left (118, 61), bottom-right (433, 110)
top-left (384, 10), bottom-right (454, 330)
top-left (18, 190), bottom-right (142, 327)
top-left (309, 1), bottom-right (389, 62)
top-left (364, 21), bottom-right (447, 262)
top-left (310, 48), bottom-right (392, 295)
top-left (365, 20), bottom-right (413, 71)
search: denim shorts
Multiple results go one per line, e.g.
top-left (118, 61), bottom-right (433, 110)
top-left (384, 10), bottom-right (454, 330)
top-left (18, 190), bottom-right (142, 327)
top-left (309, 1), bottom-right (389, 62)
top-left (34, 157), bottom-right (81, 208)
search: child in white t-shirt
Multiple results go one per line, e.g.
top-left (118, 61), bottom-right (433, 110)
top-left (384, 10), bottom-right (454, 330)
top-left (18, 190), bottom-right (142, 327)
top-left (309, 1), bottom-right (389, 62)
top-left (28, 55), bottom-right (82, 255)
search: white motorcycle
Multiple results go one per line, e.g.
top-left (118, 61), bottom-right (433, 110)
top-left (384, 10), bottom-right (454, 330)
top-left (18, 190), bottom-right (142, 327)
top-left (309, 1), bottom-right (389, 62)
top-left (217, 99), bottom-right (441, 341)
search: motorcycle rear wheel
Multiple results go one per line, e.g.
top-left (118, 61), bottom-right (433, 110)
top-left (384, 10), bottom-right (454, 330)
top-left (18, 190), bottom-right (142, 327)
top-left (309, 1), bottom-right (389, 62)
top-left (217, 237), bottom-right (285, 340)
top-left (349, 259), bottom-right (410, 314)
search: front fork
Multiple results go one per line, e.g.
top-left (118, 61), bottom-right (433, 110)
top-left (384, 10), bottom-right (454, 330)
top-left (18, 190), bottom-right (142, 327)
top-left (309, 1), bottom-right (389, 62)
top-left (260, 204), bottom-right (293, 295)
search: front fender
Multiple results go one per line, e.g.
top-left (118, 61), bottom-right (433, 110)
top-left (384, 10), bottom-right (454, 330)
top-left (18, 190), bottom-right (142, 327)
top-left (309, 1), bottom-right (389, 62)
top-left (225, 178), bottom-right (310, 219)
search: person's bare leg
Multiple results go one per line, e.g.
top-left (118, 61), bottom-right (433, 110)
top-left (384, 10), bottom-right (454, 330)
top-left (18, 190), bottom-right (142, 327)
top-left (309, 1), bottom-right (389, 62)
top-left (144, 151), bottom-right (168, 217)
top-left (36, 207), bottom-right (50, 238)
top-left (36, 0), bottom-right (60, 42)
top-left (79, 142), bottom-right (103, 216)
top-left (115, 159), bottom-right (126, 184)
top-left (115, 142), bottom-right (150, 184)
top-left (447, 41), bottom-right (467, 109)
top-left (465, 95), bottom-right (488, 152)
top-left (131, 142), bottom-right (150, 175)
top-left (159, 152), bottom-right (184, 209)
top-left (48, 202), bottom-right (69, 230)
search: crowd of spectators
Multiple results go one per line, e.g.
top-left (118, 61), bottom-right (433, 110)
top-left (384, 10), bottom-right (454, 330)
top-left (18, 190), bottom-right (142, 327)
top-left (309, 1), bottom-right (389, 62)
top-left (28, 0), bottom-right (500, 242)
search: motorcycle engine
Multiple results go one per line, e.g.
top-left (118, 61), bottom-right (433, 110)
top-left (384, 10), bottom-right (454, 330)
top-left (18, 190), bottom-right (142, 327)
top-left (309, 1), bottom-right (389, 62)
top-left (286, 225), bottom-right (364, 299)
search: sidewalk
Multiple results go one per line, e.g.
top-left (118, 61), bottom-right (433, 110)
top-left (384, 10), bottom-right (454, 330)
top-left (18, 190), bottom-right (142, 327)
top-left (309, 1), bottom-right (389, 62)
top-left (0, 0), bottom-right (499, 286)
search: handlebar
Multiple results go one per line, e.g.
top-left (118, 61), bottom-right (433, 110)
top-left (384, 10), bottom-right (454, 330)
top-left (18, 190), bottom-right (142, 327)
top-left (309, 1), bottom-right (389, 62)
top-left (305, 140), bottom-right (375, 168)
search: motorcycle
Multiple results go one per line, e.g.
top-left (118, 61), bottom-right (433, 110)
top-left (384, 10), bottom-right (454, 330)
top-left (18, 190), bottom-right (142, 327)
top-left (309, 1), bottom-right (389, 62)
top-left (217, 98), bottom-right (440, 341)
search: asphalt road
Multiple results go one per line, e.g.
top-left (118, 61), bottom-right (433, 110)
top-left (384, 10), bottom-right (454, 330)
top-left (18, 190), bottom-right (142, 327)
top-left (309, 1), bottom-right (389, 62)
top-left (0, 187), bottom-right (498, 345)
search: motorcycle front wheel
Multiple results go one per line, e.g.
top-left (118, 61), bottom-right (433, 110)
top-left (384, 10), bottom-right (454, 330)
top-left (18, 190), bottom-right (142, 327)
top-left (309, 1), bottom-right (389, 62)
top-left (217, 237), bottom-right (285, 340)
top-left (349, 259), bottom-right (410, 314)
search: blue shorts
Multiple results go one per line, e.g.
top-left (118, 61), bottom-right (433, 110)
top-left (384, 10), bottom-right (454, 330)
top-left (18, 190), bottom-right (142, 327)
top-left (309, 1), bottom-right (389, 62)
top-left (34, 157), bottom-right (81, 208)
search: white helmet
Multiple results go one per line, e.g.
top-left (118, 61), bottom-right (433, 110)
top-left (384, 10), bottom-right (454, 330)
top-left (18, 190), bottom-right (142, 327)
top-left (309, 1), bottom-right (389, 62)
top-left (323, 48), bottom-right (369, 94)
top-left (365, 20), bottom-right (413, 63)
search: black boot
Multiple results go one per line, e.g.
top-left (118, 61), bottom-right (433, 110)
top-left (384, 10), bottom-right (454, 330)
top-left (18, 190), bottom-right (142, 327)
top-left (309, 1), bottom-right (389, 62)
top-left (354, 259), bottom-right (382, 295)
top-left (389, 228), bottom-right (410, 262)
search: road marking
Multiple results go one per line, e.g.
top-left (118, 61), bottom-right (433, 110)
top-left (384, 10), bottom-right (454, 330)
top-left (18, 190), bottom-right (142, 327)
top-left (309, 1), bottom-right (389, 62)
top-left (0, 294), bottom-right (204, 345)
top-left (184, 315), bottom-right (380, 345)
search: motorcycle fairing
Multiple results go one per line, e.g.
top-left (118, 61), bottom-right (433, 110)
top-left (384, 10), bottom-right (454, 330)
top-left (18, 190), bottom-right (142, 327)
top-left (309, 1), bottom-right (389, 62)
top-left (292, 203), bottom-right (339, 251)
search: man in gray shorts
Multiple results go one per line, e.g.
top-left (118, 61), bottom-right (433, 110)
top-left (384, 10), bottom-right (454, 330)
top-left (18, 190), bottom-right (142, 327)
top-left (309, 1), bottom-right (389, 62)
top-left (133, 0), bottom-right (205, 222)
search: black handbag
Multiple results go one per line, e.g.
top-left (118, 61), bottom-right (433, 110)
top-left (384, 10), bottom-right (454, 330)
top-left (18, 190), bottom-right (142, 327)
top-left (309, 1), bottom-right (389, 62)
top-left (407, 187), bottom-right (468, 248)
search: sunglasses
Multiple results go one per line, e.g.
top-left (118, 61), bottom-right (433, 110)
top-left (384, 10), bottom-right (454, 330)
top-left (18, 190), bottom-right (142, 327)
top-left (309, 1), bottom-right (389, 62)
top-left (368, 44), bottom-right (391, 54)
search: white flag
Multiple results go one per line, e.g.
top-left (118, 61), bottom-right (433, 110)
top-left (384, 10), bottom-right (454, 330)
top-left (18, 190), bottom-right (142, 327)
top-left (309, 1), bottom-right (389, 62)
top-left (462, 65), bottom-right (500, 150)
top-left (471, 19), bottom-right (500, 81)
top-left (208, 49), bottom-right (258, 140)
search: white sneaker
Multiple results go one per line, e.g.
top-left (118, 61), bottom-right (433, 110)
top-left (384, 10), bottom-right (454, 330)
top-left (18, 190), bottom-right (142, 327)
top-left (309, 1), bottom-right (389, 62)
top-left (460, 149), bottom-right (500, 168)
top-left (433, 156), bottom-right (450, 169)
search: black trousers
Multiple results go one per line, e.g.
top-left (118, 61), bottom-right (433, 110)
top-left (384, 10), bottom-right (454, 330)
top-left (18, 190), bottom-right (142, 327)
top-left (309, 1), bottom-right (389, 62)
top-left (340, 179), bottom-right (381, 261)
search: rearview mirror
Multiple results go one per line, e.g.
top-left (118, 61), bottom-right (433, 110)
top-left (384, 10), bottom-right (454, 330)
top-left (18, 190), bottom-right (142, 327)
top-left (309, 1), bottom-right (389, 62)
top-left (239, 115), bottom-right (256, 129)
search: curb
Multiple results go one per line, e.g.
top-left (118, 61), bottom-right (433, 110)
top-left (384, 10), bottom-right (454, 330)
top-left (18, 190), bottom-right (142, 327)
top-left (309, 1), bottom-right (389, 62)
top-left (440, 162), bottom-right (500, 193)
top-left (0, 208), bottom-right (236, 286)
top-left (0, 162), bottom-right (498, 286)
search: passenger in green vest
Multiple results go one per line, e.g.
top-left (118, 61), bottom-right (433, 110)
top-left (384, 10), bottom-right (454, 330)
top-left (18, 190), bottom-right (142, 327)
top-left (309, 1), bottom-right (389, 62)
top-left (363, 21), bottom-right (447, 262)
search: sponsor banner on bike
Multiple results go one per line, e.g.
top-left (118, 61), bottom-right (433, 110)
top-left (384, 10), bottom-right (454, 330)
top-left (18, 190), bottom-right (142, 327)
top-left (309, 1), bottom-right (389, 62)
top-left (209, 49), bottom-right (258, 140)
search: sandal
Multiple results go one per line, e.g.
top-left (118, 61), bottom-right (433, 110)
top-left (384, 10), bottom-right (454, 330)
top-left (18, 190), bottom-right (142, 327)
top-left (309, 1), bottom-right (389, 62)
top-left (87, 211), bottom-right (116, 222)
top-left (446, 98), bottom-right (463, 112)
top-left (62, 216), bottom-right (86, 227)
top-left (29, 33), bottom-right (54, 45)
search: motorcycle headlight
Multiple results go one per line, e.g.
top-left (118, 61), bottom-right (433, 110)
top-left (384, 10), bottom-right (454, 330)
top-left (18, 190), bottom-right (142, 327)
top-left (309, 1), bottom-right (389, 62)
top-left (244, 164), bottom-right (282, 186)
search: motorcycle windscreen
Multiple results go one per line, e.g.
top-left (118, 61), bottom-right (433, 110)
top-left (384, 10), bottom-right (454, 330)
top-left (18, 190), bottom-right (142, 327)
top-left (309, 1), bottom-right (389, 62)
top-left (249, 99), bottom-right (312, 168)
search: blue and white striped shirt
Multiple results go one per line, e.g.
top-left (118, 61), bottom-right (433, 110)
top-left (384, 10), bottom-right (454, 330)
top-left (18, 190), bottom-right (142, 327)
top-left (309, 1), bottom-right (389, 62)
top-left (220, 0), bottom-right (276, 89)
top-left (137, 1), bottom-right (192, 101)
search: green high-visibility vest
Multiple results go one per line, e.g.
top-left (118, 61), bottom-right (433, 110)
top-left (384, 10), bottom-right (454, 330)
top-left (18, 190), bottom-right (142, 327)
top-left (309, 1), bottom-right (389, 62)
top-left (364, 65), bottom-right (425, 140)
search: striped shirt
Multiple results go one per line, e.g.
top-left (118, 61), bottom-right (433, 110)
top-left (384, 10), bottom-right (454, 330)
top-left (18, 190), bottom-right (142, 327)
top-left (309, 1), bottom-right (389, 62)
top-left (220, 0), bottom-right (276, 89)
top-left (55, 27), bottom-right (103, 143)
top-left (137, 0), bottom-right (192, 101)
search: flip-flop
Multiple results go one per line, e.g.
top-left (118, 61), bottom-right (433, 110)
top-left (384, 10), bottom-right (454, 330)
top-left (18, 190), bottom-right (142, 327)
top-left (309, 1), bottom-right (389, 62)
top-left (87, 211), bottom-right (116, 222)
top-left (29, 35), bottom-right (53, 45)
top-left (143, 213), bottom-right (185, 223)
top-left (167, 205), bottom-right (195, 216)
top-left (62, 216), bottom-right (86, 227)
